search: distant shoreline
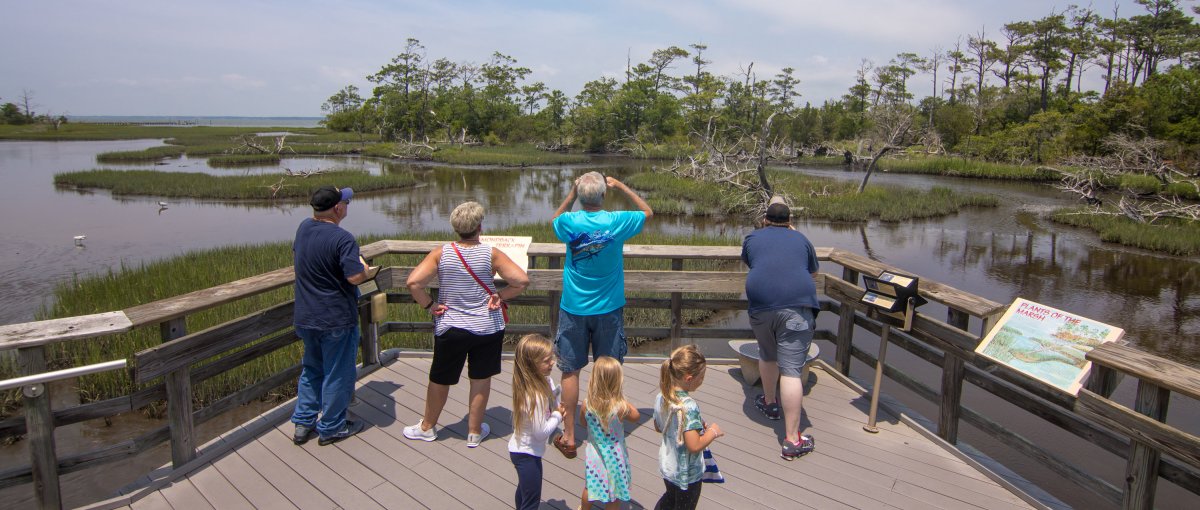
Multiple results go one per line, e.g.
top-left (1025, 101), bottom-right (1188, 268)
top-left (68, 115), bottom-right (323, 128)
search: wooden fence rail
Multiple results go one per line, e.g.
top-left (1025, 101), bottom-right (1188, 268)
top-left (0, 241), bottom-right (1197, 510)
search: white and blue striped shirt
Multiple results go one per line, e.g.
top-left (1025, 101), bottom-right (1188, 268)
top-left (433, 242), bottom-right (505, 336)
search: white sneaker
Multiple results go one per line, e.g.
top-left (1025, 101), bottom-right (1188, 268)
top-left (403, 422), bottom-right (437, 442)
top-left (466, 422), bottom-right (490, 448)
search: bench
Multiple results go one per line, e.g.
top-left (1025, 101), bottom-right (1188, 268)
top-left (729, 339), bottom-right (820, 386)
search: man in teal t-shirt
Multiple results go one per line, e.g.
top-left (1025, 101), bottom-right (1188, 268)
top-left (551, 171), bottom-right (652, 453)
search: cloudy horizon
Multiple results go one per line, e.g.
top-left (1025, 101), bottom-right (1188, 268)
top-left (2, 0), bottom-right (1188, 117)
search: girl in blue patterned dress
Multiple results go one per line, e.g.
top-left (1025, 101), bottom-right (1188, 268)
top-left (579, 356), bottom-right (639, 510)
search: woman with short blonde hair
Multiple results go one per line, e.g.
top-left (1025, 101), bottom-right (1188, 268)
top-left (404, 201), bottom-right (530, 448)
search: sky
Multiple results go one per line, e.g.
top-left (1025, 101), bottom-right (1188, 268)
top-left (0, 0), bottom-right (1188, 117)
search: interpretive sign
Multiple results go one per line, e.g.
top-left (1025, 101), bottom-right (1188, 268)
top-left (976, 298), bottom-right (1124, 395)
top-left (480, 235), bottom-right (533, 271)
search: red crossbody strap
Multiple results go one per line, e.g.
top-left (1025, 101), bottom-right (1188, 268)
top-left (451, 243), bottom-right (509, 323)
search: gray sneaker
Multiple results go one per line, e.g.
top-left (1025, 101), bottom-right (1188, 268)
top-left (293, 424), bottom-right (316, 445)
top-left (319, 420), bottom-right (364, 446)
top-left (782, 434), bottom-right (815, 460)
top-left (754, 394), bottom-right (781, 420)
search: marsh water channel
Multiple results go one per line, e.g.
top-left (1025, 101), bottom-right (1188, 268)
top-left (0, 139), bottom-right (1198, 508)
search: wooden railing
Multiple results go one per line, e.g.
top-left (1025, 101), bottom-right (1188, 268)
top-left (0, 240), bottom-right (1197, 510)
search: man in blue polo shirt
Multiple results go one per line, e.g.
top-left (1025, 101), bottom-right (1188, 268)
top-left (551, 171), bottom-right (652, 455)
top-left (742, 196), bottom-right (819, 460)
top-left (291, 185), bottom-right (374, 446)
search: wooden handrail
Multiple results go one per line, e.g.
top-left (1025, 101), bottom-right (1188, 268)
top-left (4, 239), bottom-right (1200, 510)
top-left (1087, 343), bottom-right (1200, 401)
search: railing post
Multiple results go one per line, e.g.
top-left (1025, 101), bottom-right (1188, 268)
top-left (1085, 365), bottom-right (1120, 399)
top-left (1123, 380), bottom-right (1169, 510)
top-left (939, 308), bottom-right (969, 444)
top-left (548, 256), bottom-right (561, 338)
top-left (18, 346), bottom-right (61, 510)
top-left (161, 317), bottom-right (196, 468)
top-left (834, 268), bottom-right (859, 375)
top-left (669, 258), bottom-right (683, 350)
top-left (359, 299), bottom-right (379, 366)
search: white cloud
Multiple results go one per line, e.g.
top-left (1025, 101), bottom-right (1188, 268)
top-left (0, 0), bottom-right (1169, 115)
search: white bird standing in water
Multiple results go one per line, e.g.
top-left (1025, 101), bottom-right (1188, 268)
top-left (73, 235), bottom-right (87, 246)
top-left (158, 201), bottom-right (169, 207)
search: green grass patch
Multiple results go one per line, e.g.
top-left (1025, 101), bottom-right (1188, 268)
top-left (95, 146), bottom-right (186, 163)
top-left (361, 143), bottom-right (397, 158)
top-left (430, 144), bottom-right (588, 166)
top-left (1165, 181), bottom-right (1200, 200)
top-left (624, 173), bottom-right (732, 215)
top-left (54, 169), bottom-right (416, 200)
top-left (628, 170), bottom-right (997, 222)
top-left (1118, 174), bottom-right (1164, 194)
top-left (207, 153), bottom-right (282, 167)
top-left (877, 156), bottom-right (1058, 181)
top-left (1050, 207), bottom-right (1200, 255)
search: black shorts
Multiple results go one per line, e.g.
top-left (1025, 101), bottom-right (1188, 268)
top-left (429, 327), bottom-right (504, 385)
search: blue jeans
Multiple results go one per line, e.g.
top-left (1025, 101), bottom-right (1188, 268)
top-left (555, 307), bottom-right (627, 373)
top-left (291, 326), bottom-right (359, 437)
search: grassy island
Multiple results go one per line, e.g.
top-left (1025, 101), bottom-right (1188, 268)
top-left (53, 169), bottom-right (416, 200)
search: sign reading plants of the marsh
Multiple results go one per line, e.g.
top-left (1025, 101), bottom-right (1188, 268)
top-left (976, 298), bottom-right (1124, 396)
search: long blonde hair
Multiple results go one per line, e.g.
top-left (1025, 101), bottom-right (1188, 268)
top-left (659, 344), bottom-right (706, 414)
top-left (586, 356), bottom-right (625, 431)
top-left (512, 334), bottom-right (554, 433)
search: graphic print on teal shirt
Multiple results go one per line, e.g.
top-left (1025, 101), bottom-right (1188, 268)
top-left (568, 229), bottom-right (617, 267)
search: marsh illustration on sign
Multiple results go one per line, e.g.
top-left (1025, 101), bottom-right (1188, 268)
top-left (976, 298), bottom-right (1124, 395)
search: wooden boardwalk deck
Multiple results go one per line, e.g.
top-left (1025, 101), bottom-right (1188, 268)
top-left (89, 356), bottom-right (1040, 510)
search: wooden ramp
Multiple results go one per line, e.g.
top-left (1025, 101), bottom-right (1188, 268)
top-left (88, 356), bottom-right (1040, 510)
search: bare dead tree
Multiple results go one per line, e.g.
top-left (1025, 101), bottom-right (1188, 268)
top-left (857, 103), bottom-right (916, 193)
top-left (1047, 134), bottom-right (1200, 223)
top-left (233, 134), bottom-right (296, 155)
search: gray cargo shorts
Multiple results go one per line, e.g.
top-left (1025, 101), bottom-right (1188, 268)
top-left (748, 307), bottom-right (815, 378)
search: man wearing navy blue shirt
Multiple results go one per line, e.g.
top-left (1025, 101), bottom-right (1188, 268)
top-left (741, 196), bottom-right (819, 460)
top-left (291, 186), bottom-right (373, 446)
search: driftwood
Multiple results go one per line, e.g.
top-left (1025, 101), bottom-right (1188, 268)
top-left (1049, 134), bottom-right (1200, 223)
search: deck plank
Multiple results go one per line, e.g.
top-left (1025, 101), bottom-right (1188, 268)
top-left (234, 440), bottom-right (334, 510)
top-left (155, 478), bottom-right (213, 510)
top-left (186, 465), bottom-right (254, 510)
top-left (129, 490), bottom-right (173, 510)
top-left (208, 451), bottom-right (298, 510)
top-left (256, 427), bottom-right (385, 510)
top-left (129, 355), bottom-right (1035, 510)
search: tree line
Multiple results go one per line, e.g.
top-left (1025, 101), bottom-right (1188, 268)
top-left (323, 1), bottom-right (1200, 166)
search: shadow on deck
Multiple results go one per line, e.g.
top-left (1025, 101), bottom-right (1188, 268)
top-left (85, 356), bottom-right (1039, 510)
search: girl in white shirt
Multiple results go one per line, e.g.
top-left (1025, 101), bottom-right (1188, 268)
top-left (508, 334), bottom-right (565, 510)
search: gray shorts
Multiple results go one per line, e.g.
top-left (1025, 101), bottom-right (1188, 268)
top-left (748, 307), bottom-right (815, 378)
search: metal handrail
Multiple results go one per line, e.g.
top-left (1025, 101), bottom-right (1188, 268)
top-left (0, 359), bottom-right (127, 391)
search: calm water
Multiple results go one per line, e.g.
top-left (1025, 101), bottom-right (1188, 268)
top-left (1, 140), bottom-right (1197, 508)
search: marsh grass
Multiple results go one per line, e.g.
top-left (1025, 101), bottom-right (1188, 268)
top-left (1165, 181), bottom-right (1200, 200)
top-left (878, 156), bottom-right (1058, 181)
top-left (4, 225), bottom-right (741, 413)
top-left (95, 146), bottom-right (186, 163)
top-left (1050, 207), bottom-right (1200, 255)
top-left (628, 170), bottom-right (997, 221)
top-left (207, 154), bottom-right (283, 167)
top-left (53, 169), bottom-right (417, 200)
top-left (430, 144), bottom-right (588, 166)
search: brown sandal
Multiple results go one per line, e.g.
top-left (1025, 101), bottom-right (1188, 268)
top-left (552, 433), bottom-right (577, 459)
